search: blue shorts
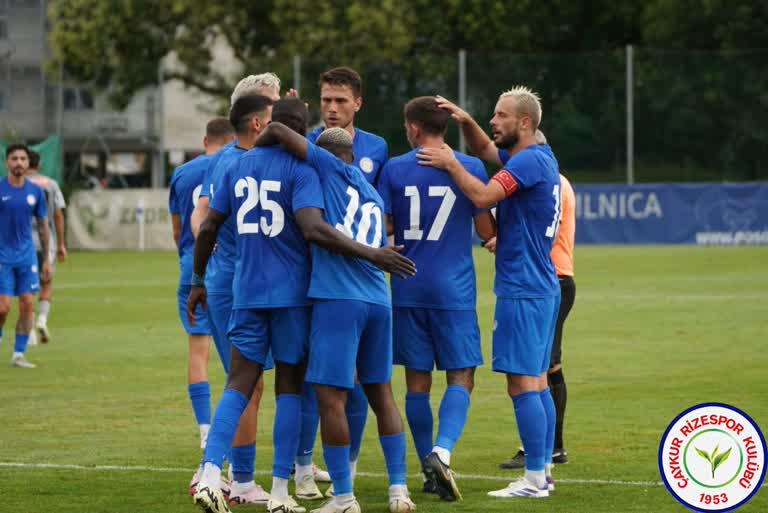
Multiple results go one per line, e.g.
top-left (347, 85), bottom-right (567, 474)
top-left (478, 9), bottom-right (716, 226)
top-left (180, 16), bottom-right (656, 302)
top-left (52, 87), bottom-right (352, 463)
top-left (393, 307), bottom-right (482, 371)
top-left (207, 293), bottom-right (234, 373)
top-left (227, 307), bottom-right (309, 367)
top-left (0, 261), bottom-right (40, 297)
top-left (492, 296), bottom-right (560, 377)
top-left (306, 299), bottom-right (392, 390)
top-left (177, 285), bottom-right (211, 336)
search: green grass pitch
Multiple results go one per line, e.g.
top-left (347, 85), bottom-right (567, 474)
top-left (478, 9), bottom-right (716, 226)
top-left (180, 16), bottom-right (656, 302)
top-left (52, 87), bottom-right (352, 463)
top-left (0, 246), bottom-right (766, 512)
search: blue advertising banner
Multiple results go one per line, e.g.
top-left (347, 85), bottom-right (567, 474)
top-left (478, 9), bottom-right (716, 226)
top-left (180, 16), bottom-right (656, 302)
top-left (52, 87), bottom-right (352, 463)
top-left (574, 182), bottom-right (768, 245)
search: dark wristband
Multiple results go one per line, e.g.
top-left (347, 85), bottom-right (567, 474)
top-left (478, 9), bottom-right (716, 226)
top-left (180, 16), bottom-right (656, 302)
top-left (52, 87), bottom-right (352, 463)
top-left (191, 272), bottom-right (205, 288)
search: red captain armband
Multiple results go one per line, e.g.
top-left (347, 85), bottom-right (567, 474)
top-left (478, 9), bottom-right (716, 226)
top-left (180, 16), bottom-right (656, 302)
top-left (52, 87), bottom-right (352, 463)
top-left (492, 169), bottom-right (518, 197)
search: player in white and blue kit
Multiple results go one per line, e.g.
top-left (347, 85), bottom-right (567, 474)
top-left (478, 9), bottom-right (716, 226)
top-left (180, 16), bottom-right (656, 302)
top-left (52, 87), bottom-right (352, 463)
top-left (298, 67), bottom-right (389, 499)
top-left (190, 99), bottom-right (414, 513)
top-left (377, 97), bottom-right (496, 501)
top-left (421, 87), bottom-right (561, 498)
top-left (255, 122), bottom-right (417, 513)
top-left (0, 144), bottom-right (50, 369)
top-left (169, 118), bottom-right (235, 459)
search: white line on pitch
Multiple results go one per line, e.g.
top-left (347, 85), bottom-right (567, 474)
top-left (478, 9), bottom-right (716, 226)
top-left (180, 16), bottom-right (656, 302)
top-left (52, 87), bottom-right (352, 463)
top-left (0, 461), bottom-right (667, 487)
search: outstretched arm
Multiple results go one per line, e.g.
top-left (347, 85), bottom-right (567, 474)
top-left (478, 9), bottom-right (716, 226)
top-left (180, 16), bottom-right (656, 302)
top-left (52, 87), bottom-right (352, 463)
top-left (436, 95), bottom-right (502, 165)
top-left (295, 207), bottom-right (416, 278)
top-left (418, 144), bottom-right (506, 210)
top-left (254, 122), bottom-right (308, 160)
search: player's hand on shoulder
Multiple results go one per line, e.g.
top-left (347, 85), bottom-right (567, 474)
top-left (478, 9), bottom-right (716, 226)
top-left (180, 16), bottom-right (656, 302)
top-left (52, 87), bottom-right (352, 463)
top-left (417, 143), bottom-right (458, 171)
top-left (436, 95), bottom-right (471, 124)
top-left (482, 236), bottom-right (497, 254)
top-left (186, 287), bottom-right (207, 327)
top-left (370, 245), bottom-right (417, 278)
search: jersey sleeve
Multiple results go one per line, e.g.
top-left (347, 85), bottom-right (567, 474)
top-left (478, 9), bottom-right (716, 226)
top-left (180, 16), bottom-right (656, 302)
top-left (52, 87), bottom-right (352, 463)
top-left (291, 163), bottom-right (324, 213)
top-left (376, 161), bottom-right (393, 215)
top-left (501, 149), bottom-right (542, 190)
top-left (209, 164), bottom-right (232, 216)
top-left (168, 175), bottom-right (180, 215)
top-left (200, 157), bottom-right (218, 198)
top-left (306, 142), bottom-right (346, 179)
top-left (52, 180), bottom-right (66, 209)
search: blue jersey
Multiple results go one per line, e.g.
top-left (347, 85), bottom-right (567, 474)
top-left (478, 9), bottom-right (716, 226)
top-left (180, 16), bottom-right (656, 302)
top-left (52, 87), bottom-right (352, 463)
top-left (209, 146), bottom-right (323, 309)
top-left (378, 149), bottom-right (488, 310)
top-left (308, 127), bottom-right (388, 185)
top-left (169, 154), bottom-right (213, 285)
top-left (494, 145), bottom-right (561, 298)
top-left (200, 144), bottom-right (246, 295)
top-left (305, 143), bottom-right (390, 307)
top-left (0, 178), bottom-right (47, 265)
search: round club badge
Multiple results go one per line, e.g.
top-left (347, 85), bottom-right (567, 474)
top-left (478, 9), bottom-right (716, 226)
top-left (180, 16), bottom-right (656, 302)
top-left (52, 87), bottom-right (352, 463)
top-left (26, 194), bottom-right (36, 206)
top-left (359, 157), bottom-right (374, 174)
top-left (659, 403), bottom-right (766, 512)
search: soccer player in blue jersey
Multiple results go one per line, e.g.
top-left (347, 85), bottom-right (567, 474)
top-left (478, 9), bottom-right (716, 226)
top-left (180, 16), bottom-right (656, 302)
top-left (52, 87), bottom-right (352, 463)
top-left (0, 144), bottom-right (50, 368)
top-left (187, 95), bottom-right (276, 506)
top-left (422, 88), bottom-right (561, 498)
top-left (298, 66), bottom-right (388, 499)
top-left (254, 122), bottom-right (417, 513)
top-left (377, 97), bottom-right (496, 501)
top-left (190, 99), bottom-right (414, 513)
top-left (169, 117), bottom-right (235, 463)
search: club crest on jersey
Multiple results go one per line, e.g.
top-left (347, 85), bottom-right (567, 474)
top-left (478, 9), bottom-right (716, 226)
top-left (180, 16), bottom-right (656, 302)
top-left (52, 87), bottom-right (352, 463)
top-left (359, 157), bottom-right (374, 174)
top-left (31, 265), bottom-right (38, 273)
top-left (27, 194), bottom-right (36, 206)
top-left (658, 403), bottom-right (766, 512)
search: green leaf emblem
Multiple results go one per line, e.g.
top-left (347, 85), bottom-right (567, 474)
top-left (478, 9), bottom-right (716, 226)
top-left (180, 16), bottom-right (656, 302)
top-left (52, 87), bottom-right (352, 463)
top-left (695, 444), bottom-right (733, 479)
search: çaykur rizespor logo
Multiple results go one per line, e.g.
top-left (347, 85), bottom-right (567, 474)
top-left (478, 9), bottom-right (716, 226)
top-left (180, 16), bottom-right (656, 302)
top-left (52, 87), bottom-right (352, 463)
top-left (659, 403), bottom-right (766, 512)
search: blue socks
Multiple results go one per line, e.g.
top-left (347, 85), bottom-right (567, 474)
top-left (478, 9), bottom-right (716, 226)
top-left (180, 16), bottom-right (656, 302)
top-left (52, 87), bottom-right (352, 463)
top-left (379, 433), bottom-right (407, 486)
top-left (203, 389), bottom-right (249, 468)
top-left (188, 382), bottom-right (212, 426)
top-left (435, 385), bottom-right (470, 452)
top-left (324, 444), bottom-right (353, 496)
top-left (405, 392), bottom-right (433, 461)
top-left (512, 390), bottom-right (547, 472)
top-left (231, 443), bottom-right (255, 483)
top-left (540, 388), bottom-right (556, 466)
top-left (274, 394), bottom-right (302, 479)
top-left (14, 333), bottom-right (29, 354)
top-left (347, 384), bottom-right (368, 462)
top-left (297, 383), bottom-right (319, 466)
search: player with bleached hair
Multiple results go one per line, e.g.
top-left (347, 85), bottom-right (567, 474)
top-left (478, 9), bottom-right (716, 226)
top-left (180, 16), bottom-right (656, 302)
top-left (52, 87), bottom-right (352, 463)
top-left (230, 73), bottom-right (282, 107)
top-left (423, 86), bottom-right (562, 498)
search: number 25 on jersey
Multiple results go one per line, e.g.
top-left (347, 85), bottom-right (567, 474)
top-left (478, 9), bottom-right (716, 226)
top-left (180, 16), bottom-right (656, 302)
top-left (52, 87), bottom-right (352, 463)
top-left (235, 177), bottom-right (285, 237)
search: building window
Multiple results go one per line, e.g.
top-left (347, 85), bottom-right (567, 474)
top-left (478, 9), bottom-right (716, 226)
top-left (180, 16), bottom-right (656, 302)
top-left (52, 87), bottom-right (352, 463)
top-left (63, 87), bottom-right (94, 111)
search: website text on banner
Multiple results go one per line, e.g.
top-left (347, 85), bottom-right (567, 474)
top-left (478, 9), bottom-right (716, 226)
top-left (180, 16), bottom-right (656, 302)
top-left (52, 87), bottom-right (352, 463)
top-left (575, 182), bottom-right (768, 245)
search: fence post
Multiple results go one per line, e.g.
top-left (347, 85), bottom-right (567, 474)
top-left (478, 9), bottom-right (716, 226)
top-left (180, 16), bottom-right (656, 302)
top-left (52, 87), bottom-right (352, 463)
top-left (458, 49), bottom-right (467, 153)
top-left (626, 44), bottom-right (634, 185)
top-left (151, 65), bottom-right (165, 188)
top-left (293, 55), bottom-right (301, 96)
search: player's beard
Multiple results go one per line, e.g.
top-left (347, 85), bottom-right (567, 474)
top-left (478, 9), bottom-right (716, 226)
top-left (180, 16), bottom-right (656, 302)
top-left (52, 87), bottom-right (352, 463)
top-left (10, 166), bottom-right (26, 177)
top-left (494, 128), bottom-right (519, 149)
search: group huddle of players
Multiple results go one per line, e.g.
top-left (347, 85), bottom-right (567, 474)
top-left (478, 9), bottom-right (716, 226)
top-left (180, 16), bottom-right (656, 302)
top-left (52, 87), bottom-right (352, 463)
top-left (168, 67), bottom-right (576, 513)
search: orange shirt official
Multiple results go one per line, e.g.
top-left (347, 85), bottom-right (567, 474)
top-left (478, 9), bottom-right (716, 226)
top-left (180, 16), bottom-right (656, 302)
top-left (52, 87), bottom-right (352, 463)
top-left (551, 174), bottom-right (575, 277)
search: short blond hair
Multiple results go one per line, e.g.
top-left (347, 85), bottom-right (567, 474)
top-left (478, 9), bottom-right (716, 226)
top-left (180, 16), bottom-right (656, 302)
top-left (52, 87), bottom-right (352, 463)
top-left (500, 86), bottom-right (542, 129)
top-left (231, 73), bottom-right (281, 106)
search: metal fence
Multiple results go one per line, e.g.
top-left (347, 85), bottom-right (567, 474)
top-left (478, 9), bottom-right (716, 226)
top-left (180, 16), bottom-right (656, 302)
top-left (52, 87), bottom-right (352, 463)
top-left (290, 47), bottom-right (768, 183)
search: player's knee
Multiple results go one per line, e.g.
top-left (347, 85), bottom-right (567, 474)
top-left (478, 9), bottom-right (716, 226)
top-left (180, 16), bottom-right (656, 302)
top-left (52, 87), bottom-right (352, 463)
top-left (18, 295), bottom-right (34, 315)
top-left (405, 369), bottom-right (432, 394)
top-left (0, 301), bottom-right (9, 318)
top-left (274, 362), bottom-right (303, 395)
top-left (446, 367), bottom-right (475, 393)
